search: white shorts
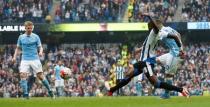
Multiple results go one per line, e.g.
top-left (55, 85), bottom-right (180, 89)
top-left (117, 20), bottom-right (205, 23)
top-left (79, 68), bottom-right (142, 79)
top-left (55, 79), bottom-right (64, 87)
top-left (19, 60), bottom-right (43, 74)
top-left (157, 53), bottom-right (180, 74)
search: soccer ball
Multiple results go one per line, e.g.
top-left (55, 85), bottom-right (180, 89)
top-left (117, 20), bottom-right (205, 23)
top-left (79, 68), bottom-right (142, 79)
top-left (60, 67), bottom-right (72, 80)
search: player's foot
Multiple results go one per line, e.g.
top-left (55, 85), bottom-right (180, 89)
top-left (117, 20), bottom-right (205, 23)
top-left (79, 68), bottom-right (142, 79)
top-left (107, 91), bottom-right (113, 96)
top-left (160, 94), bottom-right (170, 99)
top-left (49, 91), bottom-right (55, 99)
top-left (181, 88), bottom-right (190, 98)
top-left (23, 94), bottom-right (29, 99)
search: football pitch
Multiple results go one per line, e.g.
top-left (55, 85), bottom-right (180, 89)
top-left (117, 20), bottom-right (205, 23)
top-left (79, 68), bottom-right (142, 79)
top-left (0, 96), bottom-right (210, 107)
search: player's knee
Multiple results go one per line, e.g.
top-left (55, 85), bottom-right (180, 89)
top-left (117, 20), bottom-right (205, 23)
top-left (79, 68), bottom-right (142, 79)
top-left (37, 72), bottom-right (44, 80)
top-left (20, 72), bottom-right (27, 79)
top-left (156, 58), bottom-right (161, 63)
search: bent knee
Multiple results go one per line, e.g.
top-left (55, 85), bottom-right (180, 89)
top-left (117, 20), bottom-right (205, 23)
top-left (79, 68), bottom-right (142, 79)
top-left (36, 72), bottom-right (44, 80)
top-left (20, 72), bottom-right (27, 79)
top-left (148, 76), bottom-right (160, 87)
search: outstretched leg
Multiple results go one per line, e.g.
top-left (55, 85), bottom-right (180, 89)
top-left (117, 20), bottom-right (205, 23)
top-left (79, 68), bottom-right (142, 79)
top-left (37, 72), bottom-right (55, 98)
top-left (160, 75), bottom-right (173, 99)
top-left (106, 61), bottom-right (145, 95)
top-left (145, 73), bottom-right (189, 98)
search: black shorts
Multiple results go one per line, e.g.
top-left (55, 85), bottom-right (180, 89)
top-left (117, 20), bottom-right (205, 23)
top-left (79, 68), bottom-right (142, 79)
top-left (133, 61), bottom-right (155, 78)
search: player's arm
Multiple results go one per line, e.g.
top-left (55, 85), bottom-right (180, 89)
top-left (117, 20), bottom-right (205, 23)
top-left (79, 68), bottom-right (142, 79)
top-left (37, 35), bottom-right (43, 56)
top-left (167, 34), bottom-right (182, 47)
top-left (167, 33), bottom-right (185, 58)
top-left (13, 35), bottom-right (21, 63)
top-left (12, 46), bottom-right (20, 63)
top-left (38, 46), bottom-right (43, 56)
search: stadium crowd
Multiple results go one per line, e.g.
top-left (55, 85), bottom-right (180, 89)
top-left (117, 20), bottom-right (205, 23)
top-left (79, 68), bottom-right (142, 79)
top-left (1, 0), bottom-right (210, 23)
top-left (128, 0), bottom-right (179, 22)
top-left (0, 43), bottom-right (209, 97)
top-left (0, 0), bottom-right (53, 23)
top-left (181, 0), bottom-right (210, 22)
top-left (54, 0), bottom-right (127, 23)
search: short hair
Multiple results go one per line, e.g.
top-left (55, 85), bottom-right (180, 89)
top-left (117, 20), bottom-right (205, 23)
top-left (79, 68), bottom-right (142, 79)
top-left (24, 21), bottom-right (33, 26)
top-left (155, 19), bottom-right (162, 25)
top-left (148, 18), bottom-right (163, 31)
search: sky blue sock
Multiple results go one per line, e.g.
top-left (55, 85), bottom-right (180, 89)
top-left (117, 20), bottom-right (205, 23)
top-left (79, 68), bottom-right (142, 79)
top-left (42, 79), bottom-right (51, 91)
top-left (20, 80), bottom-right (28, 95)
top-left (165, 79), bottom-right (172, 95)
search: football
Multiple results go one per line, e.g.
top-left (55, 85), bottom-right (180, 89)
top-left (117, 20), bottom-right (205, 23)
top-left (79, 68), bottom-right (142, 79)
top-left (60, 67), bottom-right (72, 80)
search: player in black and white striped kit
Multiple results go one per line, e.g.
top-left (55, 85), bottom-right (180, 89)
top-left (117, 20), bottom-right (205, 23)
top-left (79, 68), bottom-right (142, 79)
top-left (105, 14), bottom-right (189, 98)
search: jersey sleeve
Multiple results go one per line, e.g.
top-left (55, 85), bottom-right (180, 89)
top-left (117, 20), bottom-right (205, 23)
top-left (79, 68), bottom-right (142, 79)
top-left (158, 30), bottom-right (169, 40)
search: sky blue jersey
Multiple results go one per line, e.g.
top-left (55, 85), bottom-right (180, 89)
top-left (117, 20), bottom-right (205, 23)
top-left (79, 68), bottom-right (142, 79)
top-left (17, 33), bottom-right (42, 60)
top-left (54, 65), bottom-right (64, 80)
top-left (158, 26), bottom-right (182, 56)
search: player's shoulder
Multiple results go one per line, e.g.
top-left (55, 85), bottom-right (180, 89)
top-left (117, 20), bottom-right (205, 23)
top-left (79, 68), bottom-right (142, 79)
top-left (55, 65), bottom-right (60, 68)
top-left (54, 65), bottom-right (59, 69)
top-left (19, 33), bottom-right (25, 37)
top-left (161, 26), bottom-right (172, 31)
top-left (161, 26), bottom-right (177, 33)
top-left (18, 33), bottom-right (26, 40)
top-left (31, 33), bottom-right (41, 40)
top-left (31, 33), bottom-right (39, 37)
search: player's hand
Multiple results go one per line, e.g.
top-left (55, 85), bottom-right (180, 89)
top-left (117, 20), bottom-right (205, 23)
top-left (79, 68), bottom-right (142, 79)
top-left (179, 50), bottom-right (186, 59)
top-left (12, 57), bottom-right (16, 63)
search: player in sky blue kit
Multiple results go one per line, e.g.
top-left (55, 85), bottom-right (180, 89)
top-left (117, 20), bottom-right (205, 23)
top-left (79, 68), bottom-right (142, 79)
top-left (54, 60), bottom-right (65, 97)
top-left (106, 14), bottom-right (189, 98)
top-left (12, 21), bottom-right (54, 99)
top-left (155, 24), bottom-right (183, 99)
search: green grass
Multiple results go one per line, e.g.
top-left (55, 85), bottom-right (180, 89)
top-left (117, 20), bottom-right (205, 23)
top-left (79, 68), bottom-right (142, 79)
top-left (0, 96), bottom-right (210, 107)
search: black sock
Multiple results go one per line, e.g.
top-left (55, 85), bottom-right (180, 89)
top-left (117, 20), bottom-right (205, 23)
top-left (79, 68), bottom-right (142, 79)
top-left (110, 77), bottom-right (131, 93)
top-left (109, 61), bottom-right (145, 93)
top-left (160, 82), bottom-right (183, 92)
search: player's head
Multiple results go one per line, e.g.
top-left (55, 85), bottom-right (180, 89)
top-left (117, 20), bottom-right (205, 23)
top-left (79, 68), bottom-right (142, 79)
top-left (24, 21), bottom-right (34, 35)
top-left (155, 19), bottom-right (163, 29)
top-left (148, 19), bottom-right (163, 31)
top-left (58, 60), bottom-right (63, 66)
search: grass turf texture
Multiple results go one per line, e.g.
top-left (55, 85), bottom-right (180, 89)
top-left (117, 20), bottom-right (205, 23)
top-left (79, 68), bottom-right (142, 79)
top-left (0, 96), bottom-right (210, 107)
